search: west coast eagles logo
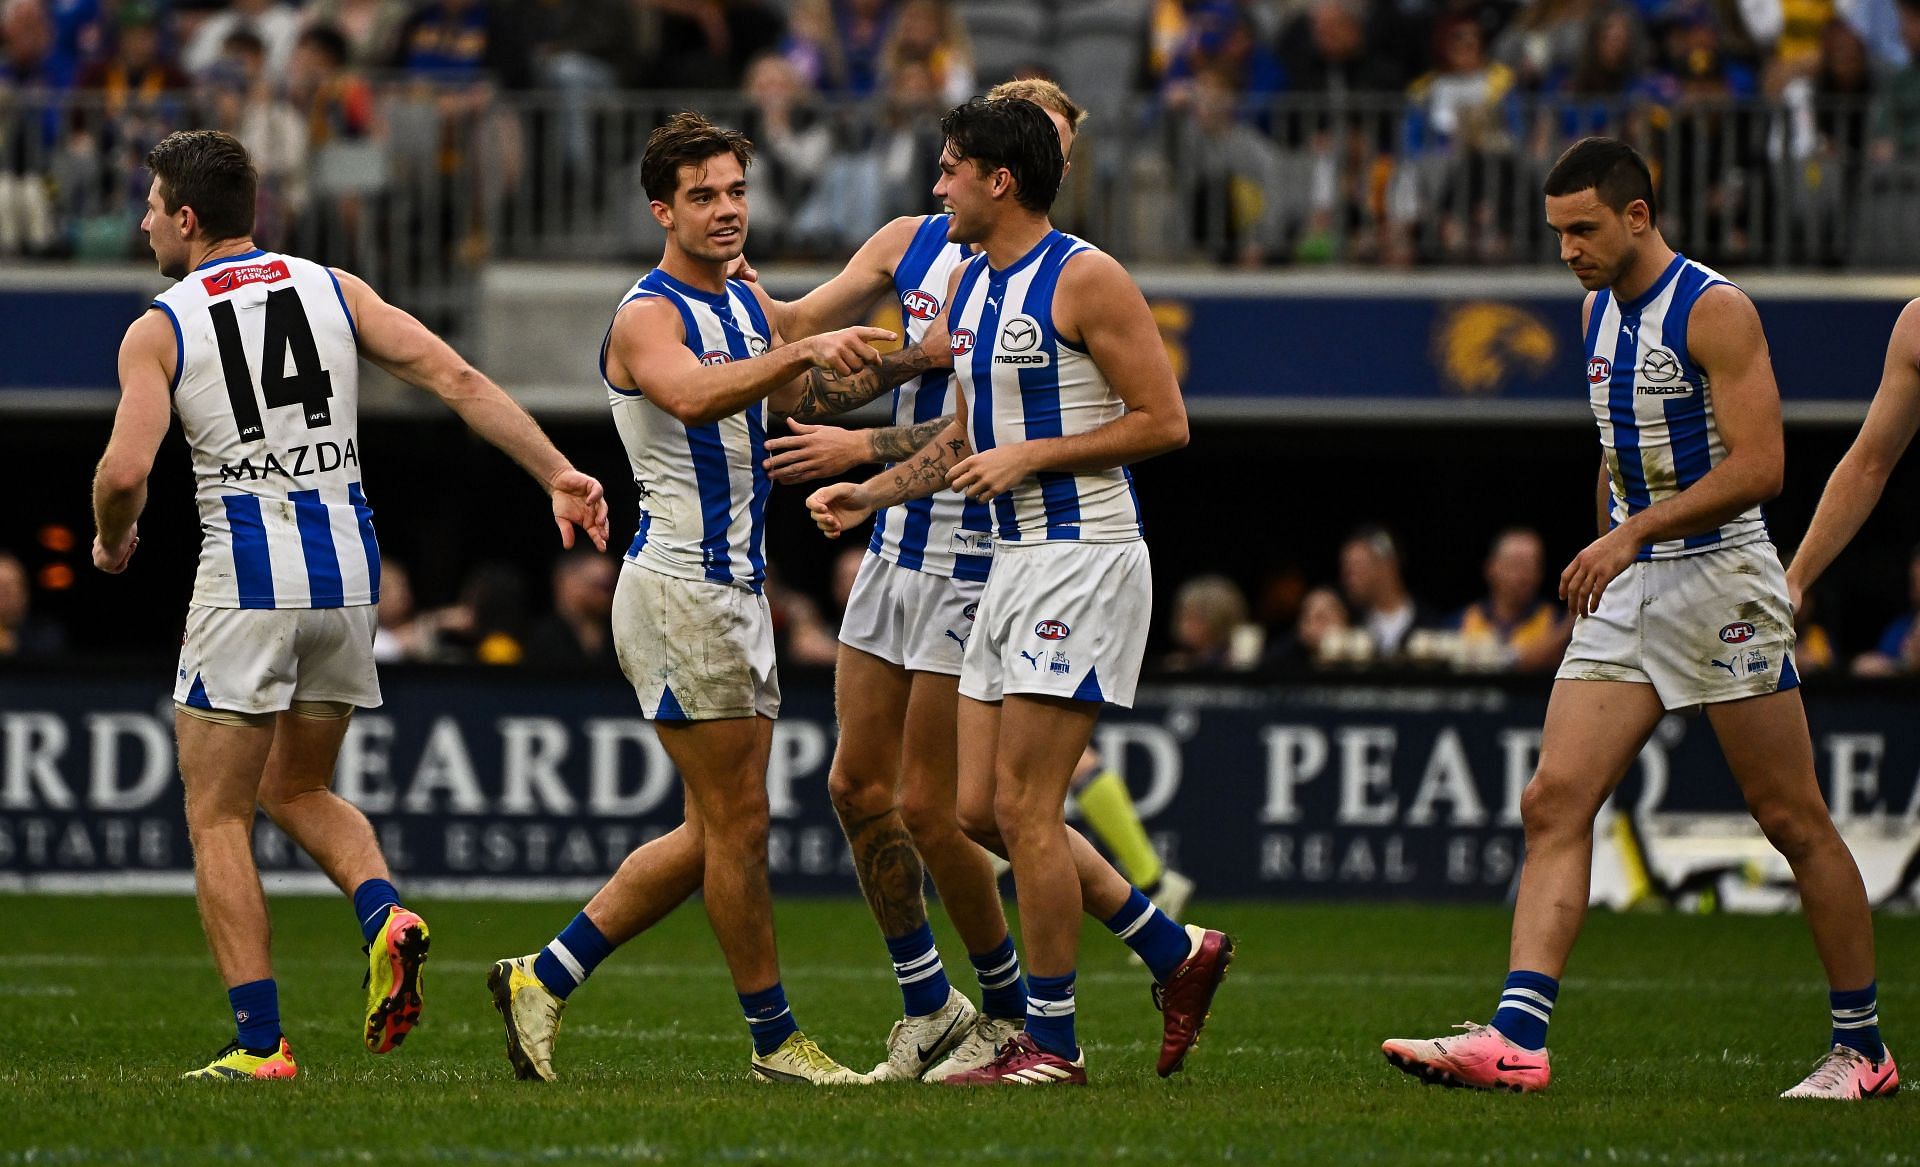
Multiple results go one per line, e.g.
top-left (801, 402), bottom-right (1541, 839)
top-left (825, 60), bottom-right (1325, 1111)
top-left (995, 314), bottom-right (1050, 367)
top-left (1433, 302), bottom-right (1557, 396)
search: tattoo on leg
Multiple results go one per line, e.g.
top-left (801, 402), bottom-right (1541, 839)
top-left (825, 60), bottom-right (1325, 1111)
top-left (841, 807), bottom-right (928, 936)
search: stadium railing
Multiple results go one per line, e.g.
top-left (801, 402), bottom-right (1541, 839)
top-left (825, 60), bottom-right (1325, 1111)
top-left (3, 87), bottom-right (1917, 335)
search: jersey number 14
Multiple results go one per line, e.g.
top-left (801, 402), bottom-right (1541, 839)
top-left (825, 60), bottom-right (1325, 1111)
top-left (209, 288), bottom-right (334, 441)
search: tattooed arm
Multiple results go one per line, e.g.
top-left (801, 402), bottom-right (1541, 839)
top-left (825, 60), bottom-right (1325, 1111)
top-left (763, 413), bottom-right (958, 485)
top-left (779, 342), bottom-right (940, 423)
top-left (805, 419), bottom-right (971, 539)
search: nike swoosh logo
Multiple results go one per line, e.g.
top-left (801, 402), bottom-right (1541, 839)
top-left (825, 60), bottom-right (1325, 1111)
top-left (1859, 1070), bottom-right (1896, 1097)
top-left (918, 1015), bottom-right (964, 1063)
top-left (1495, 1057), bottom-right (1544, 1072)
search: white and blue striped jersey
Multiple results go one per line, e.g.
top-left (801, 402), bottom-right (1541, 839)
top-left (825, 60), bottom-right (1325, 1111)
top-left (603, 268), bottom-right (773, 592)
top-left (155, 248), bottom-right (379, 609)
top-left (950, 230), bottom-right (1143, 544)
top-left (867, 215), bottom-right (994, 581)
top-left (1585, 254), bottom-right (1768, 561)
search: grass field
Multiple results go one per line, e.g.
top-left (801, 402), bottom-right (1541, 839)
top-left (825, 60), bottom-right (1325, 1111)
top-left (1, 893), bottom-right (1913, 1165)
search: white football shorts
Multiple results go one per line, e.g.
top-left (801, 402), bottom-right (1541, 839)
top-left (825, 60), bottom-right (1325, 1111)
top-left (613, 562), bottom-right (780, 721)
top-left (960, 539), bottom-right (1151, 708)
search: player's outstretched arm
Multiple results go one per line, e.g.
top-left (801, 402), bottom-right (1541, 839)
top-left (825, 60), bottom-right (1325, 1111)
top-left (762, 414), bottom-right (956, 485)
top-left (806, 417), bottom-right (971, 538)
top-left (334, 269), bottom-right (609, 551)
top-left (608, 288), bottom-right (893, 428)
top-left (1560, 285), bottom-right (1785, 615)
top-left (949, 251), bottom-right (1187, 503)
top-left (1787, 298), bottom-right (1920, 607)
top-left (91, 310), bottom-right (175, 573)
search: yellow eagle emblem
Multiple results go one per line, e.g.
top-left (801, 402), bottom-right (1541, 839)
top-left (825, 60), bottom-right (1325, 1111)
top-left (1432, 302), bottom-right (1557, 396)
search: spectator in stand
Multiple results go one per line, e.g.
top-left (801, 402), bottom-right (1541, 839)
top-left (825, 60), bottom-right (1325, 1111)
top-left (1853, 544), bottom-right (1920, 676)
top-left (1339, 525), bottom-right (1440, 658)
top-left (1738, 0), bottom-right (1839, 75)
top-left (1162, 574), bottom-right (1257, 671)
top-left (372, 560), bottom-right (434, 663)
top-left (828, 0), bottom-right (895, 95)
top-left (1, 0), bottom-right (60, 255)
top-left (764, 562), bottom-right (839, 667)
top-left (1454, 527), bottom-right (1572, 672)
top-left (78, 3), bottom-right (190, 109)
top-left (393, 0), bottom-right (530, 87)
top-left (1278, 0), bottom-right (1407, 95)
top-left (871, 55), bottom-right (944, 219)
top-left (1493, 0), bottom-right (1601, 92)
top-left (778, 0), bottom-right (846, 90)
top-left (1265, 584), bottom-right (1349, 669)
top-left (879, 0), bottom-right (971, 106)
top-left (289, 23), bottom-right (374, 145)
top-left (205, 28), bottom-right (307, 243)
top-left (1793, 587), bottom-right (1837, 674)
top-left (184, 0), bottom-right (302, 79)
top-left (1185, 64), bottom-right (1288, 265)
top-left (1841, 0), bottom-right (1912, 69)
top-left (1396, 13), bottom-right (1521, 261)
top-left (0, 550), bottom-right (64, 659)
top-left (521, 0), bottom-right (637, 171)
top-left (739, 50), bottom-right (832, 248)
top-left (1867, 0), bottom-right (1920, 161)
top-left (436, 563), bottom-right (529, 666)
top-left (301, 0), bottom-right (411, 70)
top-left (642, 0), bottom-right (787, 90)
top-left (523, 549), bottom-right (620, 671)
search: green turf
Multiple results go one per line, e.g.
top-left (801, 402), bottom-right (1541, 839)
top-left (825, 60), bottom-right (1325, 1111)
top-left (0, 893), bottom-right (1912, 1165)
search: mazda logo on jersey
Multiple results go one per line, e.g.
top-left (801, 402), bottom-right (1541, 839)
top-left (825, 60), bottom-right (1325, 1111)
top-left (950, 328), bottom-right (975, 355)
top-left (1034, 620), bottom-right (1070, 641)
top-left (902, 289), bottom-right (941, 321)
top-left (1587, 357), bottom-right (1612, 385)
top-left (700, 351), bottom-right (732, 366)
top-left (1000, 315), bottom-right (1041, 352)
top-left (1719, 622), bottom-right (1757, 644)
top-left (1642, 347), bottom-right (1682, 383)
top-left (747, 336), bottom-right (769, 356)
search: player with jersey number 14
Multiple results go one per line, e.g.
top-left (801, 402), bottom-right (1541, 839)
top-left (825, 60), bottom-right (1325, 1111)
top-left (90, 129), bottom-right (609, 1081)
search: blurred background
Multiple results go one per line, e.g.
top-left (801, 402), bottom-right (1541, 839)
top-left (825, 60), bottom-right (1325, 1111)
top-left (3, 0), bottom-right (1920, 907)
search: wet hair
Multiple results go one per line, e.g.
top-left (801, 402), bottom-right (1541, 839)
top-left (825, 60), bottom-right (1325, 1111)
top-left (1543, 136), bottom-right (1658, 226)
top-left (641, 111), bottom-right (755, 204)
top-left (939, 97), bottom-right (1063, 213)
top-left (145, 129), bottom-right (256, 241)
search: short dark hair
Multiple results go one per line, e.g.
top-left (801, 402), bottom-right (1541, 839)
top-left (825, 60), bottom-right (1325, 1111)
top-left (641, 112), bottom-right (755, 204)
top-left (1544, 136), bottom-right (1658, 227)
top-left (939, 97), bottom-right (1064, 213)
top-left (145, 129), bottom-right (256, 242)
top-left (298, 24), bottom-right (350, 68)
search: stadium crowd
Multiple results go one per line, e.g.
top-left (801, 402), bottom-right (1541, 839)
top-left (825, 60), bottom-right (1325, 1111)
top-left (14, 526), bottom-right (1917, 679)
top-left (2, 0), bottom-right (1918, 265)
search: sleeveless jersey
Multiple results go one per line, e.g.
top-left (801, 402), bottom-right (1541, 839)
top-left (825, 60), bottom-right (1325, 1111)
top-left (154, 248), bottom-right (378, 609)
top-left (949, 230), bottom-right (1144, 544)
top-left (603, 268), bottom-right (772, 593)
top-left (867, 214), bottom-right (994, 582)
top-left (1585, 253), bottom-right (1768, 561)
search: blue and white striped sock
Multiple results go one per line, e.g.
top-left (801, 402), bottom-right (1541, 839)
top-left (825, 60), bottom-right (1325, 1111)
top-left (351, 878), bottom-right (401, 945)
top-left (1489, 970), bottom-right (1559, 1051)
top-left (1831, 982), bottom-right (1884, 1060)
top-left (531, 912), bottom-right (613, 1001)
top-left (970, 936), bottom-right (1026, 1020)
top-left (740, 982), bottom-right (799, 1056)
top-left (1104, 888), bottom-right (1191, 983)
top-left (885, 922), bottom-right (953, 1017)
top-left (1025, 971), bottom-right (1077, 1058)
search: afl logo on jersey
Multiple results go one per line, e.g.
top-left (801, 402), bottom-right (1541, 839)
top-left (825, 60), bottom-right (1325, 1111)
top-left (902, 289), bottom-right (941, 321)
top-left (1719, 622), bottom-right (1757, 644)
top-left (950, 328), bottom-right (975, 356)
top-left (1034, 619), bottom-right (1070, 641)
top-left (1587, 357), bottom-right (1612, 385)
top-left (1641, 347), bottom-right (1681, 383)
top-left (700, 351), bottom-right (733, 366)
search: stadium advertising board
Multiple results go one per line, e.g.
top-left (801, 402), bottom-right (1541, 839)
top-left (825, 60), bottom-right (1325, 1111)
top-left (4, 673), bottom-right (1919, 906)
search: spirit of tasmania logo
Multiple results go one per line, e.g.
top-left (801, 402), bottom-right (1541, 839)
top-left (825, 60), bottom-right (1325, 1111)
top-left (202, 260), bottom-right (292, 295)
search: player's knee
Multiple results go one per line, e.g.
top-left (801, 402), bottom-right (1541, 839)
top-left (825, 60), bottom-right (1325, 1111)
top-left (705, 794), bottom-right (771, 849)
top-left (991, 782), bottom-right (1056, 850)
top-left (1748, 798), bottom-right (1830, 862)
top-left (899, 783), bottom-right (958, 851)
top-left (827, 764), bottom-right (893, 826)
top-left (1519, 769), bottom-right (1599, 838)
top-left (956, 797), bottom-right (1001, 851)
